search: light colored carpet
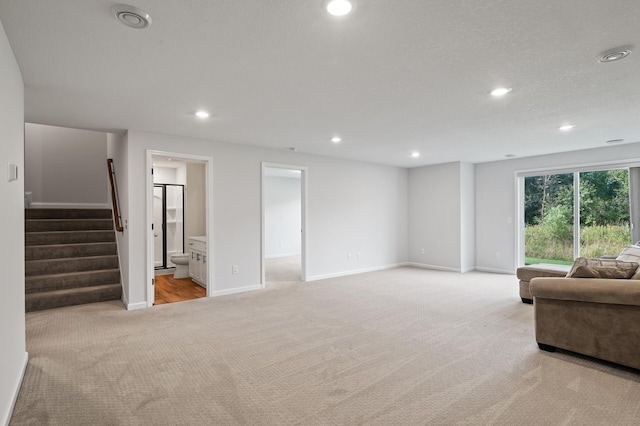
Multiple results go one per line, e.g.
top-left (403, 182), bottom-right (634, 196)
top-left (10, 267), bottom-right (640, 425)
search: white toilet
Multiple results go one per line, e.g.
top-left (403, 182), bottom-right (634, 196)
top-left (170, 253), bottom-right (190, 279)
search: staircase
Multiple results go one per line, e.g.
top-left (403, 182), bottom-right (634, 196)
top-left (25, 208), bottom-right (122, 312)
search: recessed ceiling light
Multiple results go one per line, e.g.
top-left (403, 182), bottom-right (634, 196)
top-left (325, 0), bottom-right (353, 16)
top-left (111, 4), bottom-right (152, 29)
top-left (606, 139), bottom-right (624, 144)
top-left (331, 136), bottom-right (342, 143)
top-left (195, 111), bottom-right (210, 119)
top-left (505, 154), bottom-right (516, 158)
top-left (490, 87), bottom-right (512, 97)
top-left (559, 124), bottom-right (575, 131)
top-left (411, 152), bottom-right (421, 158)
top-left (598, 47), bottom-right (632, 63)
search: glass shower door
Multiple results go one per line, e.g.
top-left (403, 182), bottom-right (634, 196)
top-left (153, 184), bottom-right (185, 269)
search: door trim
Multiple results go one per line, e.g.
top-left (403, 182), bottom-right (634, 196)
top-left (261, 162), bottom-right (308, 286)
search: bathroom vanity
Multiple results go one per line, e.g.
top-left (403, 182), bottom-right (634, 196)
top-left (188, 236), bottom-right (207, 288)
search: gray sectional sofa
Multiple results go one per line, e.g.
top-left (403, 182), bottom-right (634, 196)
top-left (526, 244), bottom-right (640, 370)
top-left (530, 276), bottom-right (640, 370)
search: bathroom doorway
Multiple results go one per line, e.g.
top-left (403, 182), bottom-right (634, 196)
top-left (146, 151), bottom-right (213, 306)
top-left (261, 162), bottom-right (308, 287)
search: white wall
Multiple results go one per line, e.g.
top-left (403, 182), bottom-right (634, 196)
top-left (264, 175), bottom-right (301, 258)
top-left (175, 163), bottom-right (186, 185)
top-left (25, 123), bottom-right (108, 207)
top-left (0, 19), bottom-right (27, 426)
top-left (106, 132), bottom-right (130, 306)
top-left (460, 162), bottom-right (475, 271)
top-left (122, 131), bottom-right (408, 306)
top-left (475, 142), bottom-right (640, 274)
top-left (408, 162), bottom-right (469, 271)
top-left (153, 166), bottom-right (177, 184)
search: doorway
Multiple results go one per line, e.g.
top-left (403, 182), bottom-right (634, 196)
top-left (146, 151), bottom-right (214, 307)
top-left (261, 162), bottom-right (308, 287)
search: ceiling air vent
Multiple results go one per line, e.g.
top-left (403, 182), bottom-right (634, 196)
top-left (112, 4), bottom-right (152, 29)
top-left (597, 46), bottom-right (632, 63)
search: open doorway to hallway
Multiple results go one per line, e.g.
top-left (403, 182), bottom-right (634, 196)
top-left (262, 163), bottom-right (308, 286)
top-left (148, 153), bottom-right (212, 305)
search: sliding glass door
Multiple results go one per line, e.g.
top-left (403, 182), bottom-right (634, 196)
top-left (522, 168), bottom-right (631, 265)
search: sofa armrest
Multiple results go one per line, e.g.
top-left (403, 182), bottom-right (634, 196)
top-left (530, 277), bottom-right (640, 306)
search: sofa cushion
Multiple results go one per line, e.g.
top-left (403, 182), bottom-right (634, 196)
top-left (530, 277), bottom-right (640, 306)
top-left (566, 257), bottom-right (639, 279)
top-left (632, 265), bottom-right (640, 280)
top-left (516, 264), bottom-right (570, 282)
top-left (616, 244), bottom-right (640, 263)
top-left (616, 245), bottom-right (640, 279)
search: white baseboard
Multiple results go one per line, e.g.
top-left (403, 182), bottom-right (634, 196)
top-left (265, 252), bottom-right (301, 259)
top-left (126, 301), bottom-right (148, 311)
top-left (408, 262), bottom-right (465, 273)
top-left (122, 292), bottom-right (147, 311)
top-left (3, 351), bottom-right (28, 426)
top-left (475, 267), bottom-right (516, 275)
top-left (29, 202), bottom-right (110, 209)
top-left (307, 263), bottom-right (408, 282)
top-left (210, 284), bottom-right (262, 297)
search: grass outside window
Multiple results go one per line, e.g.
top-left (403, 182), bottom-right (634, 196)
top-left (524, 224), bottom-right (630, 265)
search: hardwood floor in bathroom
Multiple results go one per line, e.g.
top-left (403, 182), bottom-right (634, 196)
top-left (154, 274), bottom-right (206, 305)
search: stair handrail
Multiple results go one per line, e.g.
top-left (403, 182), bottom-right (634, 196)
top-left (107, 159), bottom-right (124, 232)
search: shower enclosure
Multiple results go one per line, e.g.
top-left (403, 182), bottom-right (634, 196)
top-left (153, 184), bottom-right (185, 269)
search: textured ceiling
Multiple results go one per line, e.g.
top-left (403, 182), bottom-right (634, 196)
top-left (1, 0), bottom-right (639, 167)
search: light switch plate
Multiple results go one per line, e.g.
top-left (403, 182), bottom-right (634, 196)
top-left (7, 163), bottom-right (18, 182)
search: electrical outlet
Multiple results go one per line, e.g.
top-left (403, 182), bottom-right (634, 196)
top-left (420, 248), bottom-right (425, 255)
top-left (347, 253), bottom-right (352, 260)
top-left (357, 252), bottom-right (361, 259)
top-left (232, 265), bottom-right (239, 274)
top-left (495, 252), bottom-right (501, 259)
